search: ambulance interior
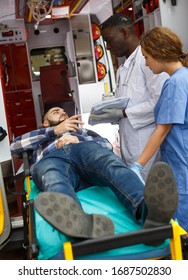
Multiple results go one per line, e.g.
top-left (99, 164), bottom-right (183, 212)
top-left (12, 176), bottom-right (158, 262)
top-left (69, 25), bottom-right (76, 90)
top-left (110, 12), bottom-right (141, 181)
top-left (0, 0), bottom-right (188, 260)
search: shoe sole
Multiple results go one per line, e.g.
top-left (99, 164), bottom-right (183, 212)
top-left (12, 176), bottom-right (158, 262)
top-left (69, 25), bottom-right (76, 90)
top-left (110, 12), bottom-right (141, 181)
top-left (34, 192), bottom-right (114, 239)
top-left (144, 162), bottom-right (178, 229)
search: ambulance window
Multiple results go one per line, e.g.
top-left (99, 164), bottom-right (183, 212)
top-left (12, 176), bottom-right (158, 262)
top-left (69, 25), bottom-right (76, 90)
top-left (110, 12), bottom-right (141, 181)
top-left (30, 46), bottom-right (68, 78)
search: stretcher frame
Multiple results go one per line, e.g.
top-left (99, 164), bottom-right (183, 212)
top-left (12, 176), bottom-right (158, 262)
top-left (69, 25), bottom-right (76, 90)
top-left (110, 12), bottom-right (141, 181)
top-left (21, 153), bottom-right (188, 261)
top-left (63, 220), bottom-right (188, 260)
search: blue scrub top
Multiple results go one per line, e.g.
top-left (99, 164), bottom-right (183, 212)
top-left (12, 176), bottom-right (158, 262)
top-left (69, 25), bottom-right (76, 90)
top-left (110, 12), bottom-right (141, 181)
top-left (154, 67), bottom-right (188, 195)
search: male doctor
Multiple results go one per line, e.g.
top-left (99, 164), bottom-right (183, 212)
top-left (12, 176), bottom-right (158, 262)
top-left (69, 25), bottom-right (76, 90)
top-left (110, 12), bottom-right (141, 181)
top-left (91, 14), bottom-right (168, 181)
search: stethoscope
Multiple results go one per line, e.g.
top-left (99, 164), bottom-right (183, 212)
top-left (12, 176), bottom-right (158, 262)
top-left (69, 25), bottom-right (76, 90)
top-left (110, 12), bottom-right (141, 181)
top-left (116, 47), bottom-right (139, 88)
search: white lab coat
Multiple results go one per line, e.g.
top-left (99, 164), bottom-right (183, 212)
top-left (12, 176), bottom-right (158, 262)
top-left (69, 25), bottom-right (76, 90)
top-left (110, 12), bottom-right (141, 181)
top-left (116, 46), bottom-right (168, 181)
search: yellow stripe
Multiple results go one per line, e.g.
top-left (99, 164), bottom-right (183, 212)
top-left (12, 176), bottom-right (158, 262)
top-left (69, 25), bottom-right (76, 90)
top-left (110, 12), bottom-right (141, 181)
top-left (0, 188), bottom-right (5, 235)
top-left (28, 10), bottom-right (33, 22)
top-left (63, 242), bottom-right (74, 260)
top-left (104, 82), bottom-right (109, 94)
top-left (170, 220), bottom-right (183, 260)
top-left (25, 176), bottom-right (31, 200)
top-left (68, 0), bottom-right (82, 18)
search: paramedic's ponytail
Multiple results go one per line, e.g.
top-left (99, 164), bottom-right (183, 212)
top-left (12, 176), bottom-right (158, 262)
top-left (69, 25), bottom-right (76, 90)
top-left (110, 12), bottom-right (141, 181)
top-left (180, 53), bottom-right (188, 67)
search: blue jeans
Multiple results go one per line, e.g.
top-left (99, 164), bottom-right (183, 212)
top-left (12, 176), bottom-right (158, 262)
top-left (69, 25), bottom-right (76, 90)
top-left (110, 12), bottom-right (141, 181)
top-left (32, 141), bottom-right (144, 224)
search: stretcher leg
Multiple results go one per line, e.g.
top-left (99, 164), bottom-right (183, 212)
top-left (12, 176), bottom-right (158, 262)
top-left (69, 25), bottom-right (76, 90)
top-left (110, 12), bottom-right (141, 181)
top-left (170, 220), bottom-right (186, 260)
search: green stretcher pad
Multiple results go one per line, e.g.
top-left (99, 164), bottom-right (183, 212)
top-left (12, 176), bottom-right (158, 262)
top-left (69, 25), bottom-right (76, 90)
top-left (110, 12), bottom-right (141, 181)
top-left (28, 181), bottom-right (170, 260)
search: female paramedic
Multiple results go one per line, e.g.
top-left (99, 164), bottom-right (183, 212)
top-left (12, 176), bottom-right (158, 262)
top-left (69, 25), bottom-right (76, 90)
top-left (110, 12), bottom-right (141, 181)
top-left (133, 26), bottom-right (188, 232)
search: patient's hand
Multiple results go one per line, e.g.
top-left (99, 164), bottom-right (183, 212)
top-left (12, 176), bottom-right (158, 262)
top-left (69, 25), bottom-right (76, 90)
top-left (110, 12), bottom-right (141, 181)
top-left (54, 115), bottom-right (84, 135)
top-left (56, 134), bottom-right (79, 148)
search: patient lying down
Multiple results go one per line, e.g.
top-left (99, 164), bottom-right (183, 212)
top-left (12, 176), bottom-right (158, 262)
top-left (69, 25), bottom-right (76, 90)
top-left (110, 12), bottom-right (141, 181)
top-left (11, 107), bottom-right (178, 244)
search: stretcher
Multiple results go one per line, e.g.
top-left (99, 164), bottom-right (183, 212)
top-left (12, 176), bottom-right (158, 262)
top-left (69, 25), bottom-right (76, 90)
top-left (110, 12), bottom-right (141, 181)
top-left (24, 176), bottom-right (188, 260)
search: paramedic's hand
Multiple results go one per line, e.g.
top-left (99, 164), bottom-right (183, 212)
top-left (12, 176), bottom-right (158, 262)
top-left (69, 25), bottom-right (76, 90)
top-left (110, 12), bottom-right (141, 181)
top-left (130, 162), bottom-right (145, 184)
top-left (56, 134), bottom-right (79, 148)
top-left (54, 115), bottom-right (84, 135)
top-left (89, 108), bottom-right (124, 122)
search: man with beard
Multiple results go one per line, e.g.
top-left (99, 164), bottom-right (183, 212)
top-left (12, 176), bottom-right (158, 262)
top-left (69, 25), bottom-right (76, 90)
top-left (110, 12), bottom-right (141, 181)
top-left (11, 107), bottom-right (178, 241)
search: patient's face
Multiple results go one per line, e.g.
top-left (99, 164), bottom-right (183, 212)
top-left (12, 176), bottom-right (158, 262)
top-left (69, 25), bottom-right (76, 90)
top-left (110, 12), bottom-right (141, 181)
top-left (45, 107), bottom-right (69, 126)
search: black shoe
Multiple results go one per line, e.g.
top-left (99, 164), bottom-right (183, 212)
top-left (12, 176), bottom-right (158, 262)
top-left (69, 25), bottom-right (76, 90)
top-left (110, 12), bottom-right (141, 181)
top-left (143, 162), bottom-right (178, 244)
top-left (34, 192), bottom-right (114, 239)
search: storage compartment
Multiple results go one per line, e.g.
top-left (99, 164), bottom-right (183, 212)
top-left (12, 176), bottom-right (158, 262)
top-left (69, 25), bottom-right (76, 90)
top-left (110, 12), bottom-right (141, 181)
top-left (71, 14), bottom-right (97, 85)
top-left (6, 90), bottom-right (36, 137)
top-left (77, 58), bottom-right (96, 84)
top-left (73, 30), bottom-right (92, 57)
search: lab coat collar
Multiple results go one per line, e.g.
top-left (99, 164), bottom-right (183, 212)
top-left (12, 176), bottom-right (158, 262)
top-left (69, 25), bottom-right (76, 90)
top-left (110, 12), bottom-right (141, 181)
top-left (122, 45), bottom-right (141, 69)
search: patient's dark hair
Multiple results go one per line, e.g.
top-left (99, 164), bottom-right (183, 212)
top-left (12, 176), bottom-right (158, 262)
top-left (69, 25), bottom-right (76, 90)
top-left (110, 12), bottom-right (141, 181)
top-left (42, 104), bottom-right (64, 123)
